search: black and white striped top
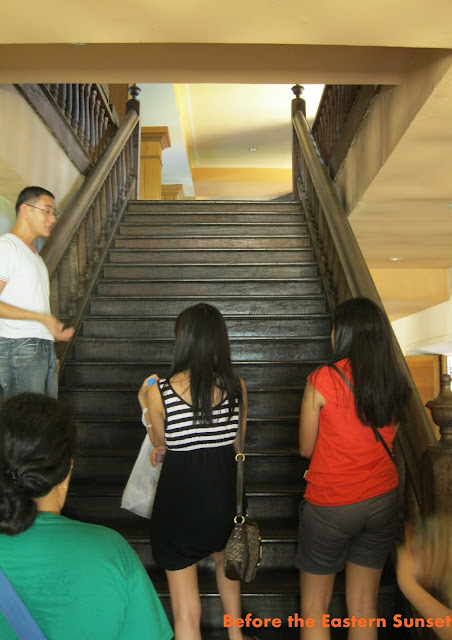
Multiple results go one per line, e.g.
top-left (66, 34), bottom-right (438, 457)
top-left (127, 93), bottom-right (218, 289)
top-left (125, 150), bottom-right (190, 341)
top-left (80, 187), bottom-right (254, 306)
top-left (159, 379), bottom-right (240, 452)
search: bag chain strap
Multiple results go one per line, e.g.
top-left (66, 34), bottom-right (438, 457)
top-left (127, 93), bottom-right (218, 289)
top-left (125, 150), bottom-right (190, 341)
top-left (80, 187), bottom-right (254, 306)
top-left (235, 403), bottom-right (245, 520)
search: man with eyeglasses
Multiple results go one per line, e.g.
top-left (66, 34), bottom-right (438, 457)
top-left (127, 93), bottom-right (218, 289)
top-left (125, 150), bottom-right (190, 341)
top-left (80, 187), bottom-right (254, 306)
top-left (0, 186), bottom-right (74, 400)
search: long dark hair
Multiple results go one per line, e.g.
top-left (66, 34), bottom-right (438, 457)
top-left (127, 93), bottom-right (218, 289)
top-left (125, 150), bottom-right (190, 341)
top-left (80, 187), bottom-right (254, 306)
top-left (169, 303), bottom-right (242, 424)
top-left (331, 297), bottom-right (411, 428)
top-left (0, 393), bottom-right (77, 536)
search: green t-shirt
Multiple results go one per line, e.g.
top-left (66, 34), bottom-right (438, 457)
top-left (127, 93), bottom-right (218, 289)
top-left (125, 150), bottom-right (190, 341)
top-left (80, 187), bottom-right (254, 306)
top-left (0, 513), bottom-right (173, 640)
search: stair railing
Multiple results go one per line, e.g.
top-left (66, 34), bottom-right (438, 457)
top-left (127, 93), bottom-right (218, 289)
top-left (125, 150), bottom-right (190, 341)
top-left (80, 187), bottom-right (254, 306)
top-left (40, 87), bottom-right (141, 368)
top-left (16, 83), bottom-right (119, 174)
top-left (311, 84), bottom-right (379, 178)
top-left (291, 91), bottom-right (436, 518)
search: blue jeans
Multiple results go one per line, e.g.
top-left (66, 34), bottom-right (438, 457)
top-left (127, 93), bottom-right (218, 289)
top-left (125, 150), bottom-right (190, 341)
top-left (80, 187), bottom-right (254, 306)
top-left (0, 337), bottom-right (58, 401)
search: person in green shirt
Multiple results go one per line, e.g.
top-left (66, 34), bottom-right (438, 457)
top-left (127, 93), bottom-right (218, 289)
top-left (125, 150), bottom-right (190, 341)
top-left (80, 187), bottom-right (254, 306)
top-left (0, 392), bottom-right (173, 640)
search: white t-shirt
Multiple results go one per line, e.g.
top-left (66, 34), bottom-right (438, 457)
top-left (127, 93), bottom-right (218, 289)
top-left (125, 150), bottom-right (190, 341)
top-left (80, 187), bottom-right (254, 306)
top-left (0, 233), bottom-right (54, 340)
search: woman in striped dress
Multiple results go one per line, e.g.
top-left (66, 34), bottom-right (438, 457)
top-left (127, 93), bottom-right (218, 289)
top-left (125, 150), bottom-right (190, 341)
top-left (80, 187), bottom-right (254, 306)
top-left (139, 303), bottom-right (254, 640)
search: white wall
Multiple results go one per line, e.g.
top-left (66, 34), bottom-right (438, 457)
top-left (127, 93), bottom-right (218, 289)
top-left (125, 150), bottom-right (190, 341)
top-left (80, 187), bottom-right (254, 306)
top-left (0, 85), bottom-right (84, 233)
top-left (392, 267), bottom-right (452, 355)
top-left (139, 84), bottom-right (195, 197)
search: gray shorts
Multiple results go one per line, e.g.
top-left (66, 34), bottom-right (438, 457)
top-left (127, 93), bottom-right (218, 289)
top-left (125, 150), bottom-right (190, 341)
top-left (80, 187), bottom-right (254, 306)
top-left (294, 490), bottom-right (400, 575)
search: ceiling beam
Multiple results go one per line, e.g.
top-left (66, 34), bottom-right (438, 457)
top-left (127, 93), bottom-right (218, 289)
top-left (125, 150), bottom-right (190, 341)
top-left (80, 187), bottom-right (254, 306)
top-left (0, 43), bottom-right (427, 84)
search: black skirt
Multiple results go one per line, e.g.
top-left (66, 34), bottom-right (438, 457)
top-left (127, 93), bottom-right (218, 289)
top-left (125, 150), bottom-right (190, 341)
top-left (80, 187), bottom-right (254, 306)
top-left (149, 444), bottom-right (237, 570)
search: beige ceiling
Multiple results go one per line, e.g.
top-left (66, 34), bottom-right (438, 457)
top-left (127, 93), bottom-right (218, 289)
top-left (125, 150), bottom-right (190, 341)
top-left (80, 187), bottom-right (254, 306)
top-left (1, 0), bottom-right (452, 323)
top-left (1, 0), bottom-right (451, 48)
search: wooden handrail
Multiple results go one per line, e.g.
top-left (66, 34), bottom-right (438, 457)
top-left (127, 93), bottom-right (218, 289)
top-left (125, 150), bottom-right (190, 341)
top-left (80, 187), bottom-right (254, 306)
top-left (292, 105), bottom-right (436, 511)
top-left (35, 88), bottom-right (141, 371)
top-left (41, 108), bottom-right (138, 278)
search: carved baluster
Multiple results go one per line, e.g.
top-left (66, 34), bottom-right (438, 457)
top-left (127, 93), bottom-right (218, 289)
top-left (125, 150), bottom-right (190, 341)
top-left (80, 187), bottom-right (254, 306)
top-left (78, 84), bottom-right (86, 146)
top-left (116, 159), bottom-right (122, 211)
top-left (323, 114), bottom-right (329, 161)
top-left (70, 84), bottom-right (80, 134)
top-left (84, 207), bottom-right (95, 281)
top-left (97, 106), bottom-right (106, 154)
top-left (58, 84), bottom-right (67, 114)
top-left (57, 237), bottom-right (80, 319)
top-left (105, 172), bottom-right (113, 234)
top-left (325, 88), bottom-right (334, 162)
top-left (423, 374), bottom-right (452, 515)
top-left (125, 137), bottom-right (131, 185)
top-left (111, 162), bottom-right (119, 220)
top-left (77, 221), bottom-right (87, 298)
top-left (55, 254), bottom-right (69, 320)
top-left (102, 115), bottom-right (109, 151)
top-left (49, 270), bottom-right (61, 321)
top-left (50, 84), bottom-right (59, 101)
top-left (128, 134), bottom-right (135, 177)
top-left (116, 154), bottom-right (123, 206)
top-left (65, 84), bottom-right (73, 121)
top-left (329, 87), bottom-right (336, 158)
top-left (120, 149), bottom-right (127, 202)
top-left (332, 86), bottom-right (339, 144)
top-left (99, 183), bottom-right (107, 247)
top-left (318, 114), bottom-right (325, 161)
top-left (93, 99), bottom-right (101, 159)
top-left (91, 196), bottom-right (101, 263)
top-left (336, 86), bottom-right (346, 139)
top-left (89, 88), bottom-right (97, 158)
top-left (83, 84), bottom-right (92, 153)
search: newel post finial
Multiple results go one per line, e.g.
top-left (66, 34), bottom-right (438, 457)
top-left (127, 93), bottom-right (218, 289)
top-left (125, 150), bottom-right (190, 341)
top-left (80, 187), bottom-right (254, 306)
top-left (128, 84), bottom-right (141, 100)
top-left (422, 374), bottom-right (452, 515)
top-left (291, 84), bottom-right (304, 100)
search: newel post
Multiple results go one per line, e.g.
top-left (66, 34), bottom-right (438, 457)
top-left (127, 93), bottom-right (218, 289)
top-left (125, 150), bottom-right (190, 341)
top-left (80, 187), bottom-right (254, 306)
top-left (291, 84), bottom-right (306, 200)
top-left (422, 374), bottom-right (452, 515)
top-left (126, 84), bottom-right (141, 200)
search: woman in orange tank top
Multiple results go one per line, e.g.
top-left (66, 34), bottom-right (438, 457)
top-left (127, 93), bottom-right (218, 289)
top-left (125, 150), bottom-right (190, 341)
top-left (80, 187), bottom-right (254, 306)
top-left (295, 297), bottom-right (411, 640)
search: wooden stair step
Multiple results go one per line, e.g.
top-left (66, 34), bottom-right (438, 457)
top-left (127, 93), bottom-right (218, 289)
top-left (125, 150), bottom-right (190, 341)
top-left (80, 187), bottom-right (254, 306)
top-left (60, 385), bottom-right (305, 417)
top-left (71, 336), bottom-right (331, 363)
top-left (65, 487), bottom-right (303, 523)
top-left (118, 221), bottom-right (308, 236)
top-left (62, 360), bottom-right (325, 389)
top-left (88, 294), bottom-right (328, 316)
top-left (80, 314), bottom-right (330, 339)
top-left (73, 415), bottom-right (301, 452)
top-left (113, 235), bottom-right (311, 250)
top-left (96, 278), bottom-right (322, 297)
top-left (126, 200), bottom-right (302, 213)
top-left (102, 262), bottom-right (319, 279)
top-left (108, 247), bottom-right (315, 264)
top-left (124, 212), bottom-right (304, 224)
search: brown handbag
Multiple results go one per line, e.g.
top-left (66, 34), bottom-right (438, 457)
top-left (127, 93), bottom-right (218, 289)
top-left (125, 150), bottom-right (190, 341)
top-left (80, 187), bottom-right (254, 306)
top-left (224, 407), bottom-right (262, 582)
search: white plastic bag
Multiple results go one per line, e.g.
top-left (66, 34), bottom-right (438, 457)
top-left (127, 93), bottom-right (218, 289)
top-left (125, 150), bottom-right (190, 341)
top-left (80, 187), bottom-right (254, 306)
top-left (121, 434), bottom-right (162, 519)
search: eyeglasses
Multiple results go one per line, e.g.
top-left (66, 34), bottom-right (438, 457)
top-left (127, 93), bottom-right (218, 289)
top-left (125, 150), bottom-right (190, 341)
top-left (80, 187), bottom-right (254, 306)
top-left (26, 203), bottom-right (60, 220)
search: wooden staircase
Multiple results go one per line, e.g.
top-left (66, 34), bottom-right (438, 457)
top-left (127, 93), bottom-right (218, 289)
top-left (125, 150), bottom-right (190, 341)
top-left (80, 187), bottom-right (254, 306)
top-left (60, 200), bottom-right (402, 638)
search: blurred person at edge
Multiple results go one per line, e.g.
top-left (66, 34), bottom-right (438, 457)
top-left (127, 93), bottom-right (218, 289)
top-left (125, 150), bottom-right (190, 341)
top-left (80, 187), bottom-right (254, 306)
top-left (0, 393), bottom-right (172, 640)
top-left (0, 186), bottom-right (74, 400)
top-left (397, 515), bottom-right (452, 640)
